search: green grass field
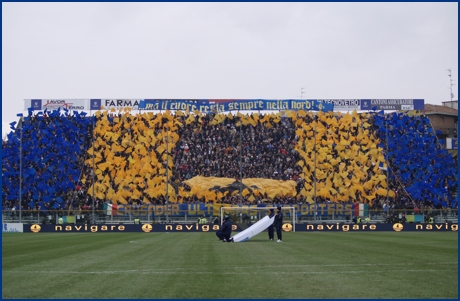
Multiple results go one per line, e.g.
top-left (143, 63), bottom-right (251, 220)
top-left (2, 231), bottom-right (458, 299)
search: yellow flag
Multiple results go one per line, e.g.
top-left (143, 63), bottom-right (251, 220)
top-left (297, 110), bottom-right (306, 117)
top-left (376, 188), bottom-right (387, 196)
top-left (207, 190), bottom-right (217, 202)
top-left (186, 115), bottom-right (195, 125)
top-left (118, 195), bottom-right (127, 204)
top-left (156, 143), bottom-right (166, 155)
top-left (267, 190), bottom-right (278, 199)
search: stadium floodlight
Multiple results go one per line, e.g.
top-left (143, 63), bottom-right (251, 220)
top-left (239, 115), bottom-right (242, 204)
top-left (165, 132), bottom-right (169, 222)
top-left (17, 116), bottom-right (23, 223)
top-left (385, 116), bottom-right (389, 204)
top-left (92, 116), bottom-right (95, 224)
top-left (313, 114), bottom-right (317, 221)
top-left (447, 68), bottom-right (455, 105)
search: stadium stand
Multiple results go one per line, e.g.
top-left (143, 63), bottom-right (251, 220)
top-left (2, 108), bottom-right (93, 215)
top-left (373, 111), bottom-right (457, 212)
top-left (2, 108), bottom-right (458, 218)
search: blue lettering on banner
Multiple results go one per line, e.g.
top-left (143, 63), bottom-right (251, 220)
top-left (105, 204), bottom-right (360, 217)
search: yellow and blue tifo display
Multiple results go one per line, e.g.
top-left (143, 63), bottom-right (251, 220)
top-left (2, 107), bottom-right (457, 212)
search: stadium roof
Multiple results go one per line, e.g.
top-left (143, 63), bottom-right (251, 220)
top-left (420, 103), bottom-right (458, 117)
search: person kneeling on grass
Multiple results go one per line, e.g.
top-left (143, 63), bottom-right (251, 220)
top-left (216, 216), bottom-right (232, 242)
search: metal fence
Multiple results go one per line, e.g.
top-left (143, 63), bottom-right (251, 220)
top-left (2, 208), bottom-right (457, 225)
top-left (2, 210), bottom-right (193, 225)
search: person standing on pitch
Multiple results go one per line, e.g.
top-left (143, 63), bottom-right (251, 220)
top-left (268, 208), bottom-right (275, 241)
top-left (216, 216), bottom-right (232, 242)
top-left (274, 206), bottom-right (283, 242)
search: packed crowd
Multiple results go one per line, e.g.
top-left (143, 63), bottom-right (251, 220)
top-left (373, 112), bottom-right (457, 211)
top-left (2, 108), bottom-right (458, 216)
top-left (2, 109), bottom-right (99, 214)
top-left (172, 112), bottom-right (304, 204)
top-left (173, 113), bottom-right (300, 181)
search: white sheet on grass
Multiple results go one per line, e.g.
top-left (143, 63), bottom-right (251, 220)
top-left (230, 215), bottom-right (275, 242)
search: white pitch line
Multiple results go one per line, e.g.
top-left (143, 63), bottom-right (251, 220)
top-left (3, 262), bottom-right (456, 274)
top-left (2, 269), bottom-right (451, 275)
top-left (124, 261), bottom-right (455, 270)
top-left (233, 261), bottom-right (458, 269)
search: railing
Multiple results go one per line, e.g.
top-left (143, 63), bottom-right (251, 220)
top-left (2, 209), bottom-right (457, 225)
top-left (1, 210), bottom-right (191, 225)
top-left (301, 208), bottom-right (458, 223)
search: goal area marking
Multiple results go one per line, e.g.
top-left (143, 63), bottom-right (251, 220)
top-left (220, 206), bottom-right (296, 232)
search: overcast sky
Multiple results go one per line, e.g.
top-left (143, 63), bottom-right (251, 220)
top-left (2, 2), bottom-right (458, 138)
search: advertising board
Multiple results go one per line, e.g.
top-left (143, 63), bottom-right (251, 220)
top-left (21, 222), bottom-right (457, 233)
top-left (2, 223), bottom-right (24, 233)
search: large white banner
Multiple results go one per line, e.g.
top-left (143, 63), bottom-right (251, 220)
top-left (2, 223), bottom-right (24, 233)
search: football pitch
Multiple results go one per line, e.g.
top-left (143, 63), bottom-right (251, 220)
top-left (2, 231), bottom-right (458, 299)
